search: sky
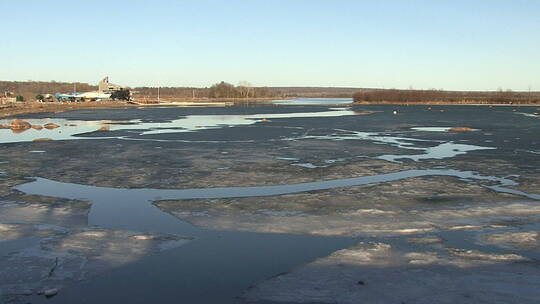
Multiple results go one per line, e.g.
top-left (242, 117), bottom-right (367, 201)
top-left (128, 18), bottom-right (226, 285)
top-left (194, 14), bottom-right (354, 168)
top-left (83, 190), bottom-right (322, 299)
top-left (1, 0), bottom-right (539, 90)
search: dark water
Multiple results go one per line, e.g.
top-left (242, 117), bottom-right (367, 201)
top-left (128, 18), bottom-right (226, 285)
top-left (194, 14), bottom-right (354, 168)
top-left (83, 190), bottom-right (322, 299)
top-left (14, 169), bottom-right (539, 236)
top-left (16, 175), bottom-right (367, 303)
top-left (15, 167), bottom-right (540, 303)
top-left (7, 103), bottom-right (540, 303)
top-left (27, 231), bottom-right (353, 304)
top-left (272, 98), bottom-right (353, 105)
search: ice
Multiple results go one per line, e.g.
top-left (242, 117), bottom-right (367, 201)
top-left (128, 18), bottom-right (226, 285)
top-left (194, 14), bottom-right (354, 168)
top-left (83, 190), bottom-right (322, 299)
top-left (243, 241), bottom-right (540, 304)
top-left (411, 127), bottom-right (453, 132)
top-left (291, 163), bottom-right (328, 169)
top-left (378, 142), bottom-right (495, 162)
top-left (0, 224), bottom-right (191, 298)
top-left (0, 109), bottom-right (358, 144)
top-left (480, 231), bottom-right (539, 250)
top-left (447, 249), bottom-right (528, 262)
top-left (303, 129), bottom-right (495, 162)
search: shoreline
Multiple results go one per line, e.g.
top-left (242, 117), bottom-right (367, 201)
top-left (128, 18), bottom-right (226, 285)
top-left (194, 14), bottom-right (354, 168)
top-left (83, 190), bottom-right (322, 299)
top-left (353, 101), bottom-right (540, 106)
top-left (2, 99), bottom-right (539, 119)
top-left (1, 103), bottom-right (539, 303)
top-left (0, 102), bottom-right (139, 118)
top-left (0, 99), bottom-right (275, 118)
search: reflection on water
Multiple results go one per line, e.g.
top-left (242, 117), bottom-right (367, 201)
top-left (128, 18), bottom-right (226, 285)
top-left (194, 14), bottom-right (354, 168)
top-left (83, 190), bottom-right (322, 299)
top-left (291, 163), bottom-right (328, 169)
top-left (0, 109), bottom-right (357, 143)
top-left (378, 142), bottom-right (496, 162)
top-left (1, 108), bottom-right (495, 164)
top-left (302, 129), bottom-right (495, 162)
top-left (11, 169), bottom-right (540, 304)
top-left (276, 157), bottom-right (300, 161)
top-left (411, 127), bottom-right (480, 132)
top-left (0, 119), bottom-right (115, 143)
top-left (304, 129), bottom-right (429, 150)
top-left (411, 127), bottom-right (453, 132)
top-left (12, 173), bottom-right (361, 304)
top-left (12, 169), bottom-right (540, 304)
top-left (14, 169), bottom-right (539, 236)
top-left (516, 112), bottom-right (539, 118)
top-left (272, 98), bottom-right (353, 105)
top-left (5, 105), bottom-right (538, 304)
top-left (139, 109), bottom-right (358, 135)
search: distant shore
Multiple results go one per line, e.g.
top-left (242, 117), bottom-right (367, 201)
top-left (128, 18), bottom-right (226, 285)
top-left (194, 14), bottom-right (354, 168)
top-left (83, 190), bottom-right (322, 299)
top-left (0, 98), bottom-right (276, 118)
top-left (0, 102), bottom-right (139, 118)
top-left (353, 101), bottom-right (540, 106)
top-left (2, 99), bottom-right (539, 119)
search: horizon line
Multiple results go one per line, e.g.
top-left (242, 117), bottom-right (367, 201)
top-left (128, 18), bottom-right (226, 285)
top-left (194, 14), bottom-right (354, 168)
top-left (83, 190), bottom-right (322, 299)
top-left (1, 78), bottom-right (537, 93)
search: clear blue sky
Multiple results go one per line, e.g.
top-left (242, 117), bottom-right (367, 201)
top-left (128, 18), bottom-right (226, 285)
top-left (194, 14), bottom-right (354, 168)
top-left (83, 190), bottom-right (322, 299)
top-left (1, 0), bottom-right (539, 90)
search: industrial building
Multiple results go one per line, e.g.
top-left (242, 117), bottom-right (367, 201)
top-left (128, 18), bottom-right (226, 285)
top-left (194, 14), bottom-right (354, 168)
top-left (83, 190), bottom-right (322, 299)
top-left (55, 77), bottom-right (130, 102)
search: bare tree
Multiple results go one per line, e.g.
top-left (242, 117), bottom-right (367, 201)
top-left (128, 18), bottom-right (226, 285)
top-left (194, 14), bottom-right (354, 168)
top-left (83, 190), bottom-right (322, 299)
top-left (238, 81), bottom-right (253, 98)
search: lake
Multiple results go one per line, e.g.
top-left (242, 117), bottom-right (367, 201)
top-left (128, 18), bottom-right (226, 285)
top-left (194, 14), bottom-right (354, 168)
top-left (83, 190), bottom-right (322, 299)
top-left (1, 102), bottom-right (539, 303)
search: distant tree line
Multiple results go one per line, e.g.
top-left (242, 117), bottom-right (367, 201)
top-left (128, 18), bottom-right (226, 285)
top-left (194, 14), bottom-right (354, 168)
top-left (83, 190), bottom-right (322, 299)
top-left (134, 86), bottom-right (209, 98)
top-left (0, 81), bottom-right (97, 102)
top-left (5, 80), bottom-right (537, 104)
top-left (1, 80), bottom-right (363, 101)
top-left (208, 81), bottom-right (275, 98)
top-left (134, 83), bottom-right (362, 99)
top-left (267, 87), bottom-right (359, 98)
top-left (135, 81), bottom-right (277, 99)
top-left (353, 89), bottom-right (540, 104)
